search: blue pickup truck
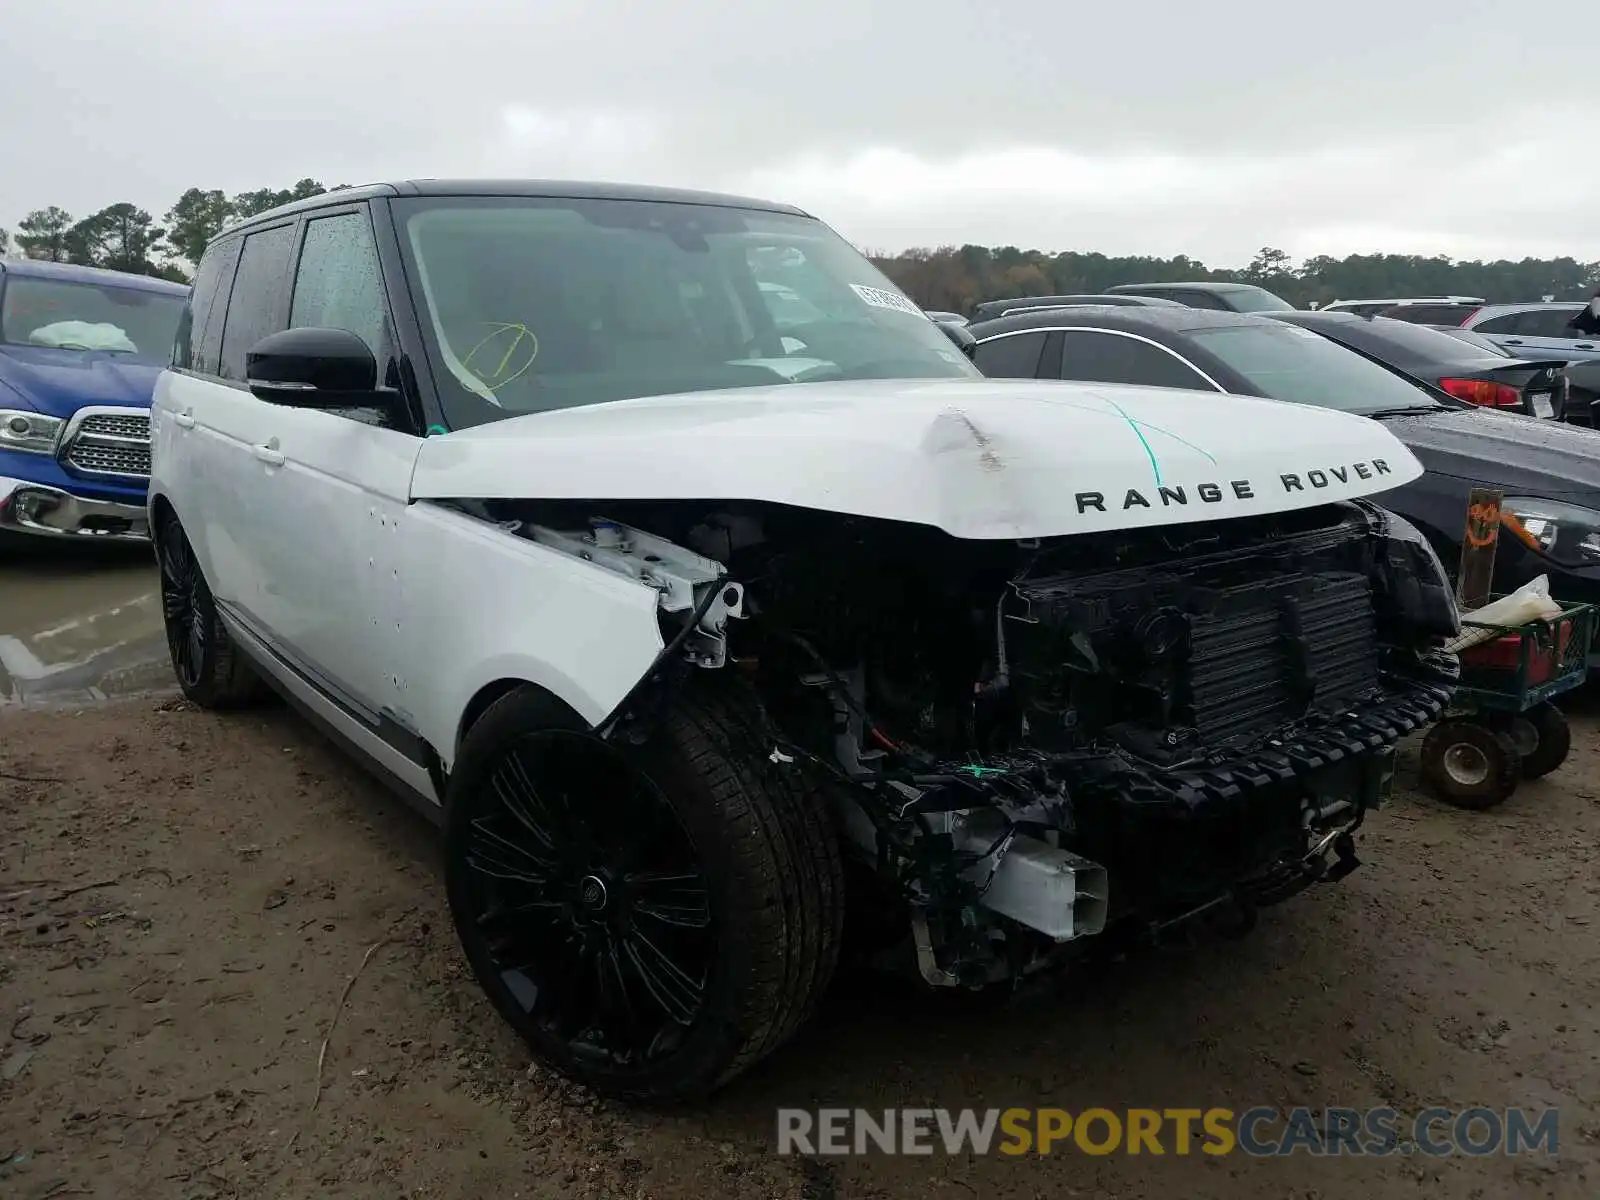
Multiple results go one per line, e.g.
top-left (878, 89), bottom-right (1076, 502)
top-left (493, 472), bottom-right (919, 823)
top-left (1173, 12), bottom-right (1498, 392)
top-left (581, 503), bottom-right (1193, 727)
top-left (0, 259), bottom-right (188, 543)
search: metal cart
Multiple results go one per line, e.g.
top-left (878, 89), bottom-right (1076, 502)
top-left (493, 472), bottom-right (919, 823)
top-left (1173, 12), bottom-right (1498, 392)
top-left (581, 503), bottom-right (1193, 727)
top-left (1421, 600), bottom-right (1596, 809)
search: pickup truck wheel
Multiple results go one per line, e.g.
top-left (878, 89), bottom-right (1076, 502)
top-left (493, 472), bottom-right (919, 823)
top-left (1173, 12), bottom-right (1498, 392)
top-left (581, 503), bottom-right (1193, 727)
top-left (445, 684), bottom-right (843, 1102)
top-left (156, 511), bottom-right (266, 709)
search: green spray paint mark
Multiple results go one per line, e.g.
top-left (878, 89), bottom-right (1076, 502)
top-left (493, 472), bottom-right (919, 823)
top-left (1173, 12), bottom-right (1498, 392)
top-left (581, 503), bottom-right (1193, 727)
top-left (1049, 397), bottom-right (1218, 488)
top-left (1099, 395), bottom-right (1165, 486)
top-left (426, 423), bottom-right (449, 436)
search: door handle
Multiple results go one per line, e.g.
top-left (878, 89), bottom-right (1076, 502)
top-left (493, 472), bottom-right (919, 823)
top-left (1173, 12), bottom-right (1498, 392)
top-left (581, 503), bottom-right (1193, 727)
top-left (253, 441), bottom-right (285, 467)
top-left (172, 411), bottom-right (195, 429)
top-left (1502, 338), bottom-right (1523, 344)
top-left (1577, 343), bottom-right (1595, 350)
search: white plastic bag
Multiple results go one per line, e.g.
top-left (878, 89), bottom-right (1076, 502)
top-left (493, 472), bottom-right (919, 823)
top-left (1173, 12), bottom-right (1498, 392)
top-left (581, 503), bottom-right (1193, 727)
top-left (1447, 574), bottom-right (1564, 654)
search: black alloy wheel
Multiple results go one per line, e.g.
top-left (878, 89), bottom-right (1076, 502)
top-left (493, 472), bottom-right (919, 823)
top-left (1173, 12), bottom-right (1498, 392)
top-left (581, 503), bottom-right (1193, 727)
top-left (155, 510), bottom-right (265, 708)
top-left (459, 727), bottom-right (714, 1069)
top-left (446, 685), bottom-right (843, 1102)
top-left (158, 510), bottom-right (208, 691)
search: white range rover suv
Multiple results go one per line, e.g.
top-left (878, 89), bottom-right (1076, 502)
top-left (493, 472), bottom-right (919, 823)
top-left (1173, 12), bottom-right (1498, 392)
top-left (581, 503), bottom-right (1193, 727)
top-left (149, 180), bottom-right (1459, 1101)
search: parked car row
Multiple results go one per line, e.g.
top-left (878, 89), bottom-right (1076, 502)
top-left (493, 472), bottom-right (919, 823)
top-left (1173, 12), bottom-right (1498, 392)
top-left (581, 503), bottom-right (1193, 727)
top-left (1318, 296), bottom-right (1600, 364)
top-left (966, 302), bottom-right (1600, 631)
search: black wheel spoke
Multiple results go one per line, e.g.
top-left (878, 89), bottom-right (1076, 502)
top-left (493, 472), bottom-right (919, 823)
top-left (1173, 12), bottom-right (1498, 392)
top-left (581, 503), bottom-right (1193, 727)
top-left (622, 927), bottom-right (706, 1026)
top-left (492, 754), bottom-right (567, 853)
top-left (629, 871), bottom-right (711, 930)
top-left (594, 940), bottom-right (646, 1055)
top-left (466, 817), bottom-right (559, 886)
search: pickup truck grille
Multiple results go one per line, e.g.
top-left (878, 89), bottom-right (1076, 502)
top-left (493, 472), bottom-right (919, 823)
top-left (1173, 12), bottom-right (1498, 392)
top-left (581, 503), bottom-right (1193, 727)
top-left (1183, 572), bottom-right (1380, 746)
top-left (61, 410), bottom-right (152, 480)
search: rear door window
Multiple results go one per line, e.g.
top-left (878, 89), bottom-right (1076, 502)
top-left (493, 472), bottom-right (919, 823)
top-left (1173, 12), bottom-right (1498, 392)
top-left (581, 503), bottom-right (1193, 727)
top-left (1471, 311), bottom-right (1522, 335)
top-left (973, 330), bottom-right (1049, 377)
top-left (175, 237), bottom-right (241, 375)
top-left (1055, 330), bottom-right (1214, 390)
top-left (218, 224), bottom-right (296, 381)
top-left (1515, 308), bottom-right (1584, 338)
top-left (1380, 304), bottom-right (1477, 326)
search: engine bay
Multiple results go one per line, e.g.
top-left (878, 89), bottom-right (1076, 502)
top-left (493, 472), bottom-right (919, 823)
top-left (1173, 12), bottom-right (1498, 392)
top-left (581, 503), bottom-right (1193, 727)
top-left (452, 496), bottom-right (1459, 986)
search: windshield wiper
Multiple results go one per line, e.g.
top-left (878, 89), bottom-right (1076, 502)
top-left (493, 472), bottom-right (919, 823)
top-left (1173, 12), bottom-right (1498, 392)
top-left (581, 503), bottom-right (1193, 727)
top-left (1363, 405), bottom-right (1447, 418)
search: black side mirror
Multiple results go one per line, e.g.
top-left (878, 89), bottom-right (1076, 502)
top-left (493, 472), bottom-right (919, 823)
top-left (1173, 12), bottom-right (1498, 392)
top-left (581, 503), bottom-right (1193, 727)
top-left (246, 327), bottom-right (388, 408)
top-left (934, 319), bottom-right (977, 360)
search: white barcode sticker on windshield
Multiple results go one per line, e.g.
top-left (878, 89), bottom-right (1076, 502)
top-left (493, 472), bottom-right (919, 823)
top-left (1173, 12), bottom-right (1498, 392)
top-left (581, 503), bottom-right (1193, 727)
top-left (850, 284), bottom-right (928, 318)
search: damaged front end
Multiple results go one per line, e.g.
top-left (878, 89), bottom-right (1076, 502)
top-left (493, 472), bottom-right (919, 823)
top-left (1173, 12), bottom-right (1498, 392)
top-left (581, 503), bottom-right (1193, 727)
top-left (455, 496), bottom-right (1459, 989)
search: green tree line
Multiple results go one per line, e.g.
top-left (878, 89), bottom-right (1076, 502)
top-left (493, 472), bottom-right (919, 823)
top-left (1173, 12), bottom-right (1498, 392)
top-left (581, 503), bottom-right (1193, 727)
top-left (0, 179), bottom-right (347, 282)
top-left (868, 244), bottom-right (1600, 313)
top-left (3, 187), bottom-right (1596, 310)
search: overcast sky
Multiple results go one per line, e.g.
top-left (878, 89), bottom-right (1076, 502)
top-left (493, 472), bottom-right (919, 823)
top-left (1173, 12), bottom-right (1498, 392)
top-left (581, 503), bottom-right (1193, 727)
top-left (4, 0), bottom-right (1593, 266)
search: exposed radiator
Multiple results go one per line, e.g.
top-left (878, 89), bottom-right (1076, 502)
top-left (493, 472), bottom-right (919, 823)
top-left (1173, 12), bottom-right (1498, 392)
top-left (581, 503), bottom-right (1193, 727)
top-left (1183, 571), bottom-right (1380, 746)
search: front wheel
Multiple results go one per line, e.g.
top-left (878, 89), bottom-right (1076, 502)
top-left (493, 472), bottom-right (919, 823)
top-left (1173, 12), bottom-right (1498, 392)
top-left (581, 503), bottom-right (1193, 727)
top-left (445, 685), bottom-right (843, 1102)
top-left (156, 511), bottom-right (266, 709)
top-left (1421, 719), bottom-right (1520, 810)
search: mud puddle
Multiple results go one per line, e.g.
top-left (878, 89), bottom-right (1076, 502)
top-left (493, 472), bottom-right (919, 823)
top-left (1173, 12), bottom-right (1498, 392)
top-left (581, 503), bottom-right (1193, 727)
top-left (0, 541), bottom-right (168, 705)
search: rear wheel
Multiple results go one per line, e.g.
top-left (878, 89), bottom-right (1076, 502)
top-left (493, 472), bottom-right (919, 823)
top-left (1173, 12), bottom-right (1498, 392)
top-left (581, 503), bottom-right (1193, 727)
top-left (1517, 702), bottom-right (1572, 780)
top-left (1421, 719), bottom-right (1520, 810)
top-left (156, 510), bottom-right (266, 709)
top-left (445, 684), bottom-right (842, 1102)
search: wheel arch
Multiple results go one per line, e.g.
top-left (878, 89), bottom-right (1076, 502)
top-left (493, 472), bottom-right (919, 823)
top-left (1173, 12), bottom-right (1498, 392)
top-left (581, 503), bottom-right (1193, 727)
top-left (148, 490), bottom-right (178, 545)
top-left (454, 674), bottom-right (588, 759)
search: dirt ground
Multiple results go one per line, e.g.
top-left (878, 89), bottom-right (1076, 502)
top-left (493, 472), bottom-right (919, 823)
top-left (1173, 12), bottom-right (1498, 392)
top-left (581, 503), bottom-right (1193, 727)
top-left (3, 674), bottom-right (1598, 1198)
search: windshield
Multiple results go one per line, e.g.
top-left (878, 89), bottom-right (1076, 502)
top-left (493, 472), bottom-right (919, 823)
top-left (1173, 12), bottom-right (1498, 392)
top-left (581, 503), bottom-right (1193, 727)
top-left (393, 196), bottom-right (978, 428)
top-left (0, 276), bottom-right (186, 359)
top-left (1187, 322), bottom-right (1445, 414)
top-left (1223, 286), bottom-right (1296, 313)
top-left (1436, 327), bottom-right (1512, 357)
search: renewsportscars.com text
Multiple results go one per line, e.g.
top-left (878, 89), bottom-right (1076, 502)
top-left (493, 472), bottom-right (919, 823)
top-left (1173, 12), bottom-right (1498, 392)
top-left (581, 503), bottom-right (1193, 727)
top-left (776, 1106), bottom-right (1559, 1158)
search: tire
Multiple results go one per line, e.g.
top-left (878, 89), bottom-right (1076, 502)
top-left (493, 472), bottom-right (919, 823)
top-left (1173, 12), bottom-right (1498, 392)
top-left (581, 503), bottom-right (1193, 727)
top-left (155, 510), bottom-right (266, 709)
top-left (1519, 702), bottom-right (1572, 780)
top-left (445, 683), bottom-right (843, 1102)
top-left (1421, 720), bottom-right (1520, 810)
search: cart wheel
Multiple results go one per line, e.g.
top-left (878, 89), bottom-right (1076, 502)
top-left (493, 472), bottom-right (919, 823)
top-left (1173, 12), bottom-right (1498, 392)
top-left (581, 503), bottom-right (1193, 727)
top-left (1421, 720), bottom-right (1521, 810)
top-left (1518, 702), bottom-right (1572, 780)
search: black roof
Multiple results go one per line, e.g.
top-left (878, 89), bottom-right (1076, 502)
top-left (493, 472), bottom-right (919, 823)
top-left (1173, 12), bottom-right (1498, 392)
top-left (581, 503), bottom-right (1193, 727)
top-left (221, 178), bottom-right (812, 236)
top-left (969, 303), bottom-right (1265, 340)
top-left (0, 257), bottom-right (190, 295)
top-left (1106, 280), bottom-right (1268, 295)
top-left (1266, 310), bottom-right (1380, 331)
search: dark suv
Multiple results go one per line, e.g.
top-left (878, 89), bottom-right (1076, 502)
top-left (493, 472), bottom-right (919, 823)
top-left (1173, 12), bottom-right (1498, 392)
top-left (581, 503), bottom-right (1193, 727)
top-left (1103, 281), bottom-right (1296, 313)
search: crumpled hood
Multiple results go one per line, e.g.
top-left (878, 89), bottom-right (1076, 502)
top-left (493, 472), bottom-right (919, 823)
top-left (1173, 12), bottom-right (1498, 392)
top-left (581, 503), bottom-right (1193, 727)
top-left (1385, 405), bottom-right (1600, 504)
top-left (411, 378), bottom-right (1423, 540)
top-left (0, 345), bottom-right (161, 417)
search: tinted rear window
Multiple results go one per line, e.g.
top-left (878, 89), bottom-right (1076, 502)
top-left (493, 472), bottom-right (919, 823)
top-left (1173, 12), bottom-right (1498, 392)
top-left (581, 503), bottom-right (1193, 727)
top-left (1323, 316), bottom-right (1491, 366)
top-left (1187, 323), bottom-right (1441, 414)
top-left (1220, 287), bottom-right (1296, 313)
top-left (973, 330), bottom-right (1049, 377)
top-left (1378, 303), bottom-right (1479, 325)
